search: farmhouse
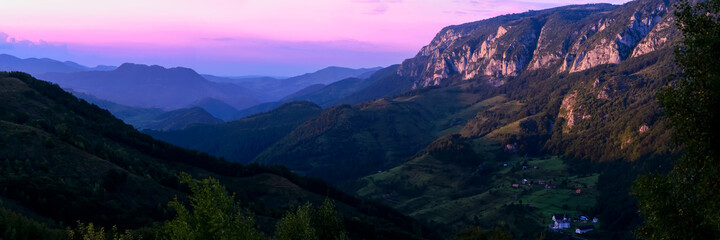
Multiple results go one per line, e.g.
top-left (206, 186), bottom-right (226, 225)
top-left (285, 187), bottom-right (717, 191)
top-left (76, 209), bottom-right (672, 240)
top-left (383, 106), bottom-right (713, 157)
top-left (576, 225), bottom-right (595, 234)
top-left (551, 214), bottom-right (570, 229)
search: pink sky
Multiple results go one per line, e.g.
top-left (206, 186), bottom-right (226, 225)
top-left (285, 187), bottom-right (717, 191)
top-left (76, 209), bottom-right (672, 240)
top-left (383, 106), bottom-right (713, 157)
top-left (0, 0), bottom-right (631, 76)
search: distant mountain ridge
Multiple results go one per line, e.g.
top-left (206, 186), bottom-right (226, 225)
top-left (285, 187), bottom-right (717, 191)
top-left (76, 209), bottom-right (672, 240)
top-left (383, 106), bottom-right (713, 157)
top-left (73, 92), bottom-right (223, 131)
top-left (233, 66), bottom-right (405, 119)
top-left (206, 66), bottom-right (382, 101)
top-left (0, 53), bottom-right (115, 76)
top-left (39, 63), bottom-right (265, 110)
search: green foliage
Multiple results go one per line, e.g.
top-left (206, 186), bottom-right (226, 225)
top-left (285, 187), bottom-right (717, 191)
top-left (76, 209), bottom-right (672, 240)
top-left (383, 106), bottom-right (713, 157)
top-left (312, 199), bottom-right (348, 240)
top-left (163, 173), bottom-right (264, 240)
top-left (454, 224), bottom-right (513, 240)
top-left (66, 222), bottom-right (136, 240)
top-left (455, 226), bottom-right (486, 240)
top-left (487, 224), bottom-right (513, 240)
top-left (0, 207), bottom-right (64, 240)
top-left (275, 203), bottom-right (316, 240)
top-left (426, 134), bottom-right (479, 166)
top-left (276, 199), bottom-right (348, 240)
top-left (634, 0), bottom-right (720, 239)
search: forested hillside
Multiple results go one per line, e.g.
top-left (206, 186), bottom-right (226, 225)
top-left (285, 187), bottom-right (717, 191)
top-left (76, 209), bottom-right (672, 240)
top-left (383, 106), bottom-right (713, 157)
top-left (0, 71), bottom-right (436, 239)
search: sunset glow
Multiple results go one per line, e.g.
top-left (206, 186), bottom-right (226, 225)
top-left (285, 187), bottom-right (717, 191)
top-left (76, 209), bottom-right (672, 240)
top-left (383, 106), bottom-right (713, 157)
top-left (0, 0), bottom-right (632, 75)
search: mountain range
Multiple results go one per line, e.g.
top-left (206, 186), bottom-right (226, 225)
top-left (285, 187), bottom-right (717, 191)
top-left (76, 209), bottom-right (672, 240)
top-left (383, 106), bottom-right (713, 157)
top-left (0, 71), bottom-right (436, 239)
top-left (146, 0), bottom-right (680, 237)
top-left (204, 66), bottom-right (382, 101)
top-left (0, 53), bottom-right (115, 76)
top-left (0, 0), bottom-right (688, 238)
top-left (38, 63), bottom-right (266, 110)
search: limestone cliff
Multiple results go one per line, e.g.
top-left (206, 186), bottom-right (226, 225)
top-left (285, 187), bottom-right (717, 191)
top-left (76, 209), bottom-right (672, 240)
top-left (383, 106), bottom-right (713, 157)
top-left (398, 0), bottom-right (678, 88)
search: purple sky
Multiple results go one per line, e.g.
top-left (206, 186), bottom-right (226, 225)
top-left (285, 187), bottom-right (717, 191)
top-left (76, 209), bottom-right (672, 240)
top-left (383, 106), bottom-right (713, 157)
top-left (0, 0), bottom-right (631, 76)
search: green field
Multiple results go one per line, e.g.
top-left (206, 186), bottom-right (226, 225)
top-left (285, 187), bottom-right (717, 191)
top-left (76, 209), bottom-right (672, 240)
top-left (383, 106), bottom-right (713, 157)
top-left (355, 146), bottom-right (601, 236)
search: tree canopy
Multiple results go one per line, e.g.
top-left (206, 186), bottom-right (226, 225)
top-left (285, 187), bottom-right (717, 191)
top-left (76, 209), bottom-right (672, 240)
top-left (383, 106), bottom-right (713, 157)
top-left (633, 0), bottom-right (720, 239)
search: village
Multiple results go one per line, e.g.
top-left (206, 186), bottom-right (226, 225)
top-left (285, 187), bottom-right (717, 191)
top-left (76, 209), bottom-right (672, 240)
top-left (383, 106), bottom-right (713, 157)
top-left (503, 156), bottom-right (601, 236)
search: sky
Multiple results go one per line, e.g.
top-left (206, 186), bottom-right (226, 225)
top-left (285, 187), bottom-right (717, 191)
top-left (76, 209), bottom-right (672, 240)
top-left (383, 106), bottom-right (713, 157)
top-left (0, 0), bottom-right (631, 76)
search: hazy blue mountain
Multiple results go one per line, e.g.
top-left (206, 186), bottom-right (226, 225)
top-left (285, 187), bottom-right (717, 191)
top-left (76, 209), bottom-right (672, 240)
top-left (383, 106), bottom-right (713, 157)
top-left (280, 83), bottom-right (326, 100)
top-left (0, 53), bottom-right (115, 76)
top-left (39, 63), bottom-right (266, 110)
top-left (201, 74), bottom-right (279, 85)
top-left (73, 92), bottom-right (224, 130)
top-left (230, 65), bottom-right (402, 119)
top-left (188, 97), bottom-right (240, 121)
top-left (233, 101), bottom-right (286, 119)
top-left (207, 66), bottom-right (382, 101)
top-left (145, 107), bottom-right (223, 131)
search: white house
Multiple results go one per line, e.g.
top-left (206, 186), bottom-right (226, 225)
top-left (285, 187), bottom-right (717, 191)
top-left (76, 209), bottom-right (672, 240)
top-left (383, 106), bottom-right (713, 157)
top-left (575, 225), bottom-right (594, 234)
top-left (552, 214), bottom-right (570, 229)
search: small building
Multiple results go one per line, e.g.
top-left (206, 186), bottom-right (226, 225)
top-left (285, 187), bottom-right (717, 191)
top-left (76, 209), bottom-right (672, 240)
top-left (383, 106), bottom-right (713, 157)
top-left (552, 214), bottom-right (570, 229)
top-left (546, 183), bottom-right (556, 189)
top-left (576, 188), bottom-right (582, 194)
top-left (538, 180), bottom-right (545, 185)
top-left (512, 184), bottom-right (520, 188)
top-left (592, 217), bottom-right (599, 223)
top-left (575, 225), bottom-right (595, 234)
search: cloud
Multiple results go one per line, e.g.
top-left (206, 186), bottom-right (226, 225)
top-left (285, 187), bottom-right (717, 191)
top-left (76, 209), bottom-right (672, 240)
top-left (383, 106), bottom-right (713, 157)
top-left (351, 0), bottom-right (401, 15)
top-left (0, 32), bottom-right (71, 60)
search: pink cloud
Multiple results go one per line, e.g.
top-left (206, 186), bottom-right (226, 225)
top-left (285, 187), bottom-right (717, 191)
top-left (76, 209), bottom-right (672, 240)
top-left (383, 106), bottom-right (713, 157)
top-left (0, 0), bottom-right (633, 75)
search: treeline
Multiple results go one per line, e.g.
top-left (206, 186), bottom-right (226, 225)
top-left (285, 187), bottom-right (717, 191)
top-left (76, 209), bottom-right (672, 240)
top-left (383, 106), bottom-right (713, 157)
top-left (1, 174), bottom-right (349, 240)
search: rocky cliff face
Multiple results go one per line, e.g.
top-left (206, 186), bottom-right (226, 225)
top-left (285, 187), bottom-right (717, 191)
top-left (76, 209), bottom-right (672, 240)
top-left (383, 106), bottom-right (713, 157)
top-left (399, 0), bottom-right (678, 88)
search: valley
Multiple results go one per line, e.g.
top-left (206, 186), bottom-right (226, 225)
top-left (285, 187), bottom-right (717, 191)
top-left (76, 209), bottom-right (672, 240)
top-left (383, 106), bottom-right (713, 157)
top-left (2, 0), bottom-right (718, 239)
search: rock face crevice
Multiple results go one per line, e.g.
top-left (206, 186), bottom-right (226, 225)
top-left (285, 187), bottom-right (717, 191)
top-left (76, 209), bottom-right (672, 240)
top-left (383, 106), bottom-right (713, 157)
top-left (398, 0), bottom-right (678, 88)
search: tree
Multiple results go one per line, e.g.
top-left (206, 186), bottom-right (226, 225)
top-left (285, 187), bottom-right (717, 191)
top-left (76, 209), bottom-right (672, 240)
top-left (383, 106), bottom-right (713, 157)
top-left (456, 226), bottom-right (487, 240)
top-left (275, 199), bottom-right (348, 240)
top-left (633, 0), bottom-right (720, 239)
top-left (67, 222), bottom-right (135, 240)
top-left (163, 172), bottom-right (264, 240)
top-left (275, 203), bottom-right (317, 240)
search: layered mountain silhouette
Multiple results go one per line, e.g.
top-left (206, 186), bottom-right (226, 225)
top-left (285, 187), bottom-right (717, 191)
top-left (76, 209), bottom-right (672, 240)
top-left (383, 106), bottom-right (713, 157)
top-left (233, 65), bottom-right (407, 118)
top-left (0, 53), bottom-right (115, 76)
top-left (73, 92), bottom-right (223, 130)
top-left (0, 71), bottom-right (436, 239)
top-left (256, 0), bottom-right (678, 179)
top-left (38, 63), bottom-right (266, 110)
top-left (0, 0), bottom-right (686, 237)
top-left (205, 66), bottom-right (381, 101)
